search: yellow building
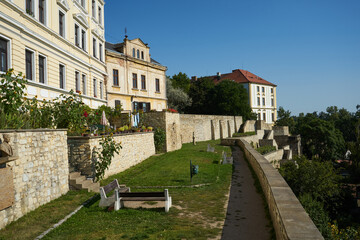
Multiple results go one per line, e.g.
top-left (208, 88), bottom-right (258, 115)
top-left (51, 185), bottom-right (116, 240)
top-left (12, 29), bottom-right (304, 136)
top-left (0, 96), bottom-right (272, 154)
top-left (0, 0), bottom-right (107, 108)
top-left (105, 37), bottom-right (167, 112)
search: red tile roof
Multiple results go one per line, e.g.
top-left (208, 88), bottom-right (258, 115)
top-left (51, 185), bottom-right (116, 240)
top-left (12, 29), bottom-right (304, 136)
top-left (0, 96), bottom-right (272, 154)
top-left (205, 69), bottom-right (276, 87)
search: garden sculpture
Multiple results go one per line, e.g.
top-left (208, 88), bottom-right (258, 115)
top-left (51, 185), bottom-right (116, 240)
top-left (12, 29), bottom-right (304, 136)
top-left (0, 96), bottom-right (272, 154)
top-left (0, 134), bottom-right (13, 157)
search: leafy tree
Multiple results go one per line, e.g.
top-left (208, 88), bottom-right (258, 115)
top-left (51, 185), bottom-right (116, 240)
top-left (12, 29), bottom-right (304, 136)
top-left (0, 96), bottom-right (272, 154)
top-left (299, 194), bottom-right (332, 239)
top-left (275, 106), bottom-right (296, 133)
top-left (169, 72), bottom-right (191, 94)
top-left (186, 77), bottom-right (215, 114)
top-left (166, 77), bottom-right (192, 113)
top-left (296, 116), bottom-right (345, 160)
top-left (211, 80), bottom-right (255, 119)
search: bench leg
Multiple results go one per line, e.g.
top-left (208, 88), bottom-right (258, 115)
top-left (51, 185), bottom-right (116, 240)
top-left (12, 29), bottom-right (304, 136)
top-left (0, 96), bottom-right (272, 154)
top-left (114, 189), bottom-right (121, 211)
top-left (164, 189), bottom-right (171, 212)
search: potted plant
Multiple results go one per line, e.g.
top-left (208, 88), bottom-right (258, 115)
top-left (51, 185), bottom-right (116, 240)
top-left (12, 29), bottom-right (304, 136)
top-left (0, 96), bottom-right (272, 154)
top-left (147, 126), bottom-right (153, 132)
top-left (141, 126), bottom-right (147, 132)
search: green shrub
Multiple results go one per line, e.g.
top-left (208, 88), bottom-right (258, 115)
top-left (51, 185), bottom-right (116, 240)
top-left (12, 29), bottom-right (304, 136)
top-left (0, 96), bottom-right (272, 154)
top-left (232, 131), bottom-right (256, 137)
top-left (154, 128), bottom-right (166, 153)
top-left (256, 145), bottom-right (276, 155)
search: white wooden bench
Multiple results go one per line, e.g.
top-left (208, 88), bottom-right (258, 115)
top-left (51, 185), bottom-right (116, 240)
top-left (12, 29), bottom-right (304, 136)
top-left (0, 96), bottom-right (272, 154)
top-left (119, 189), bottom-right (172, 212)
top-left (99, 179), bottom-right (130, 210)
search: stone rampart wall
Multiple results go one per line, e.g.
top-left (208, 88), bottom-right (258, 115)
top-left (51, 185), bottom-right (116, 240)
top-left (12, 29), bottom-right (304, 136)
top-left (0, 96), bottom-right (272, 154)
top-left (0, 130), bottom-right (69, 230)
top-left (68, 132), bottom-right (155, 178)
top-left (180, 115), bottom-right (242, 144)
top-left (236, 138), bottom-right (323, 240)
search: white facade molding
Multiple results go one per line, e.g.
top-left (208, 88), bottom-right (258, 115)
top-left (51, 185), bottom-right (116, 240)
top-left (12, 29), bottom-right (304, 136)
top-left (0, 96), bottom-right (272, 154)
top-left (57, 0), bottom-right (70, 12)
top-left (73, 13), bottom-right (89, 29)
top-left (91, 28), bottom-right (104, 42)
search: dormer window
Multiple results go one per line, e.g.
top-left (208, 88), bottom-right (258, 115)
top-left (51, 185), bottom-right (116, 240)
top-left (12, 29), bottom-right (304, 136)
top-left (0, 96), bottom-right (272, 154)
top-left (137, 49), bottom-right (139, 58)
top-left (141, 51), bottom-right (144, 60)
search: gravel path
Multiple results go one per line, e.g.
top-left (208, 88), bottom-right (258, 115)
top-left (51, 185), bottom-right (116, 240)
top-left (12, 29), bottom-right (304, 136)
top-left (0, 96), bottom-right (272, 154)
top-left (221, 146), bottom-right (272, 240)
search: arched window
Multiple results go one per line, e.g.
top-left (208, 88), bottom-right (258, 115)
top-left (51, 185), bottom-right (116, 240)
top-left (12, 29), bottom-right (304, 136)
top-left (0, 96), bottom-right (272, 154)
top-left (132, 48), bottom-right (135, 57)
top-left (141, 51), bottom-right (144, 59)
top-left (137, 49), bottom-right (140, 58)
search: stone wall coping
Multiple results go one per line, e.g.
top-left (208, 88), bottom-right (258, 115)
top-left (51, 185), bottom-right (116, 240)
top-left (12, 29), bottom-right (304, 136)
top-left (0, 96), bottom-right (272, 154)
top-left (180, 113), bottom-right (240, 118)
top-left (0, 129), bottom-right (68, 133)
top-left (67, 132), bottom-right (153, 139)
top-left (236, 138), bottom-right (324, 240)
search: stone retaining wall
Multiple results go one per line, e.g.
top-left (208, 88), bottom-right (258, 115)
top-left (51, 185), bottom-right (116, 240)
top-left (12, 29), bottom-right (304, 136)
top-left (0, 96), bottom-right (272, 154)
top-left (236, 138), bottom-right (323, 240)
top-left (68, 132), bottom-right (155, 178)
top-left (0, 129), bottom-right (69, 230)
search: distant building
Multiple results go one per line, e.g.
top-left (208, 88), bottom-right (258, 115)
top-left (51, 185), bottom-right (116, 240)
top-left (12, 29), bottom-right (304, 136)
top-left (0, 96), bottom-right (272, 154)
top-left (197, 69), bottom-right (277, 124)
top-left (0, 0), bottom-right (107, 108)
top-left (105, 37), bottom-right (167, 112)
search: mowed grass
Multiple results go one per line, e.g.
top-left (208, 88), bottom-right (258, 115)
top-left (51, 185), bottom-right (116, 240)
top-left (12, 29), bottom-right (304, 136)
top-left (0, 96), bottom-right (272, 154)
top-left (0, 190), bottom-right (94, 240)
top-left (0, 140), bottom-right (233, 240)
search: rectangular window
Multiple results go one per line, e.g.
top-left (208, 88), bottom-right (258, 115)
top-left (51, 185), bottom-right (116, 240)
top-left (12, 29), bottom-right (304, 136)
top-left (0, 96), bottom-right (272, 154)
top-left (262, 98), bottom-right (265, 106)
top-left (115, 100), bottom-right (121, 108)
top-left (155, 78), bottom-right (160, 92)
top-left (141, 51), bottom-right (144, 60)
top-left (26, 0), bottom-right (33, 15)
top-left (271, 88), bottom-right (274, 94)
top-left (75, 24), bottom-right (79, 47)
top-left (39, 0), bottom-right (45, 24)
top-left (59, 64), bottom-right (65, 89)
top-left (81, 0), bottom-right (85, 8)
top-left (141, 75), bottom-right (146, 89)
top-left (93, 78), bottom-right (97, 97)
top-left (258, 113), bottom-right (261, 120)
top-left (271, 98), bottom-right (274, 107)
top-left (257, 97), bottom-right (260, 106)
top-left (99, 43), bottom-right (103, 61)
top-left (263, 113), bottom-right (266, 121)
top-left (75, 71), bottom-right (80, 92)
top-left (262, 87), bottom-right (265, 93)
top-left (59, 11), bottom-right (65, 37)
top-left (82, 74), bottom-right (86, 94)
top-left (38, 55), bottom-right (46, 84)
top-left (25, 50), bottom-right (34, 80)
top-left (92, 0), bottom-right (96, 17)
top-left (93, 38), bottom-right (97, 58)
top-left (81, 30), bottom-right (86, 51)
top-left (100, 81), bottom-right (103, 99)
top-left (272, 113), bottom-right (274, 122)
top-left (113, 69), bottom-right (119, 86)
top-left (98, 7), bottom-right (102, 24)
top-left (257, 86), bottom-right (259, 92)
top-left (132, 73), bottom-right (137, 89)
top-left (0, 37), bottom-right (9, 72)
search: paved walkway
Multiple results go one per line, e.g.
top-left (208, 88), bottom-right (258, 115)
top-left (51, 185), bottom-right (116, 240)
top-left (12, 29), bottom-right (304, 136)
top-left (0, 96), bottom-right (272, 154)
top-left (221, 147), bottom-right (272, 240)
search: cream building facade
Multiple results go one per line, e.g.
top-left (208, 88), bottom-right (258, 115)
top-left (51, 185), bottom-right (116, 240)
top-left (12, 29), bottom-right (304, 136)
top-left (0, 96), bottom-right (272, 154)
top-left (0, 0), bottom-right (107, 108)
top-left (105, 37), bottom-right (167, 112)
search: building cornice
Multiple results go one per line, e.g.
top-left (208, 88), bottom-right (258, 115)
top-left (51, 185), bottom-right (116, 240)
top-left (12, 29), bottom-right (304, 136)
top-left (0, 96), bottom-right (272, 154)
top-left (0, 1), bottom-right (107, 76)
top-left (106, 50), bottom-right (167, 71)
top-left (107, 91), bottom-right (167, 101)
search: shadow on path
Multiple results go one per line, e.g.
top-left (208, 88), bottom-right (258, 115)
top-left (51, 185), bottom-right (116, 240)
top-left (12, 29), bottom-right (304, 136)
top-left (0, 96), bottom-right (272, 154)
top-left (221, 146), bottom-right (272, 240)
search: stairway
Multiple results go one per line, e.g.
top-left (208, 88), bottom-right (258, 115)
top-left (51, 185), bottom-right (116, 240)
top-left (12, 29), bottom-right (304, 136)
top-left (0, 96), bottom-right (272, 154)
top-left (69, 172), bottom-right (100, 193)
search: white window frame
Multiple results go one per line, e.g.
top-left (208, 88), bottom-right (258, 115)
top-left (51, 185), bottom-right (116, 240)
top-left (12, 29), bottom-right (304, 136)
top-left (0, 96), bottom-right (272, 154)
top-left (75, 22), bottom-right (87, 51)
top-left (81, 29), bottom-right (86, 51)
top-left (92, 0), bottom-right (96, 19)
top-left (75, 71), bottom-right (80, 92)
top-left (59, 63), bottom-right (66, 89)
top-left (99, 42), bottom-right (103, 62)
top-left (25, 0), bottom-right (35, 17)
top-left (58, 8), bottom-right (66, 38)
top-left (92, 37), bottom-right (97, 58)
top-left (25, 48), bottom-right (35, 81)
top-left (93, 78), bottom-right (97, 97)
top-left (38, 53), bottom-right (47, 84)
top-left (74, 23), bottom-right (80, 47)
top-left (0, 34), bottom-right (12, 73)
top-left (99, 81), bottom-right (103, 99)
top-left (37, 0), bottom-right (48, 26)
top-left (82, 73), bottom-right (87, 95)
top-left (98, 5), bottom-right (102, 25)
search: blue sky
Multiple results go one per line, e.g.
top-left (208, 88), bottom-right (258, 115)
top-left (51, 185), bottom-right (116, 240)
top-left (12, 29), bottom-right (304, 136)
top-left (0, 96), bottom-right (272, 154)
top-left (105, 0), bottom-right (360, 115)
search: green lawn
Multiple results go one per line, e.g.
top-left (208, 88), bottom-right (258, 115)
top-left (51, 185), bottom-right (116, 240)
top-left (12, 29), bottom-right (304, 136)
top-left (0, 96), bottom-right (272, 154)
top-left (0, 140), bottom-right (233, 240)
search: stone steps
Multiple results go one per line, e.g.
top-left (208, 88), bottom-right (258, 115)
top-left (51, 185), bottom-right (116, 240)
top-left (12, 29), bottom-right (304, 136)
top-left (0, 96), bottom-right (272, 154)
top-left (69, 172), bottom-right (99, 193)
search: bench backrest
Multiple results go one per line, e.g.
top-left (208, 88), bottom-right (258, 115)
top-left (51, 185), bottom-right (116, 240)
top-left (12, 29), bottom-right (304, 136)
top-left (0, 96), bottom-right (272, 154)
top-left (102, 179), bottom-right (120, 195)
top-left (119, 191), bottom-right (165, 198)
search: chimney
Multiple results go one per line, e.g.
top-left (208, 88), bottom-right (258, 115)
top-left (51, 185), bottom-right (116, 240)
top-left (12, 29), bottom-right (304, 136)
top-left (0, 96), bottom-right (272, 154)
top-left (217, 72), bottom-right (221, 80)
top-left (217, 72), bottom-right (221, 76)
top-left (191, 76), bottom-right (197, 81)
